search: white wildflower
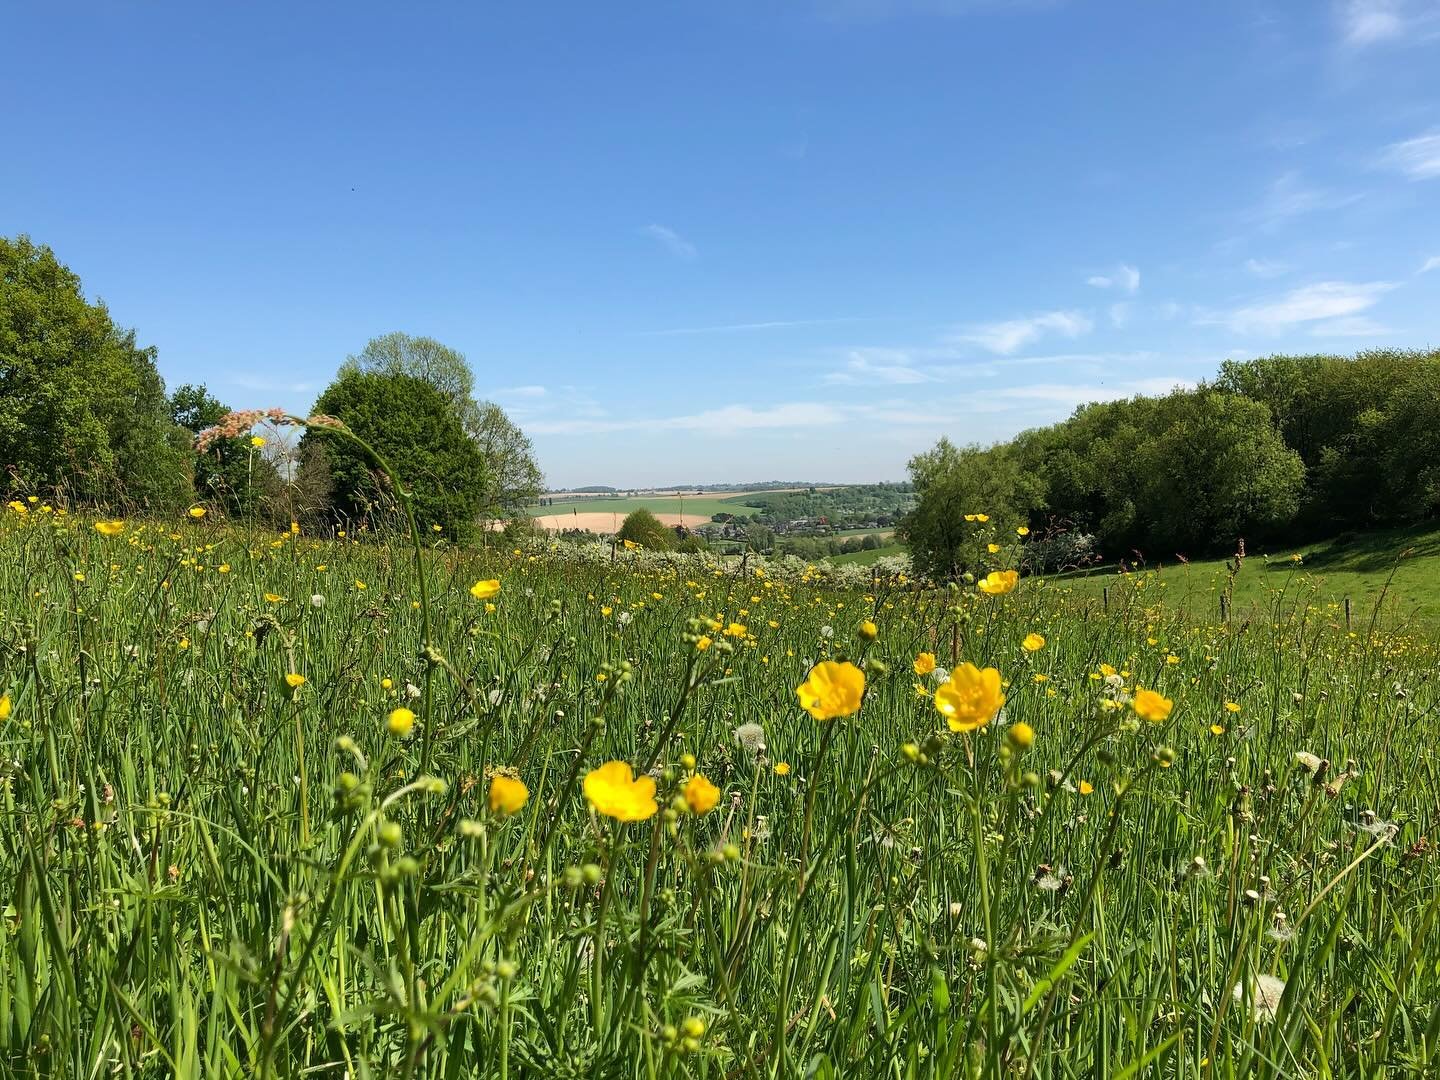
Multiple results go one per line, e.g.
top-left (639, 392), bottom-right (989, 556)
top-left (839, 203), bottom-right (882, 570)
top-left (733, 722), bottom-right (767, 756)
top-left (1232, 973), bottom-right (1287, 1023)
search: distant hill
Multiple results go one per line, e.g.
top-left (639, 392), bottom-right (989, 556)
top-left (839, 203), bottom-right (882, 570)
top-left (544, 480), bottom-right (855, 496)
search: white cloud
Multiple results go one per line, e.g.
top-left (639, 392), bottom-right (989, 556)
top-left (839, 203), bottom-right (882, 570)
top-left (1085, 264), bottom-right (1140, 294)
top-left (1309, 315), bottom-right (1395, 337)
top-left (229, 374), bottom-right (318, 394)
top-left (1377, 131), bottom-right (1440, 180)
top-left (1339, 0), bottom-right (1405, 44)
top-left (641, 224), bottom-right (698, 260)
top-left (1205, 280), bottom-right (1397, 334)
top-left (952, 309), bottom-right (1093, 355)
top-left (1244, 258), bottom-right (1289, 279)
top-left (1247, 172), bottom-right (1362, 233)
top-left (825, 349), bottom-right (936, 385)
top-left (992, 376), bottom-right (1190, 408)
top-left (1108, 302), bottom-right (1133, 328)
top-left (529, 402), bottom-right (845, 436)
top-left (1338, 0), bottom-right (1440, 46)
top-left (641, 317), bottom-right (862, 336)
top-left (1419, 255), bottom-right (1440, 274)
top-left (491, 384), bottom-right (547, 399)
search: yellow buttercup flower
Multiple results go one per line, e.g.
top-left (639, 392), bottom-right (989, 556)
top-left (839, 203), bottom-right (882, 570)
top-left (1016, 525), bottom-right (1030, 536)
top-left (859, 619), bottom-right (878, 641)
top-left (795, 661), bottom-right (865, 721)
top-left (1078, 780), bottom-right (1094, 796)
top-left (1022, 633), bottom-right (1046, 652)
top-left (387, 706), bottom-right (416, 738)
top-left (695, 635), bottom-right (713, 651)
top-left (188, 507), bottom-right (206, 519)
top-left (583, 761), bottom-right (658, 822)
top-left (684, 773), bottom-right (720, 815)
top-left (987, 543), bottom-right (1001, 554)
top-left (94, 520), bottom-right (125, 536)
top-left (470, 579), bottom-right (501, 601)
top-left (0, 695), bottom-right (10, 722)
top-left (488, 774), bottom-right (529, 815)
top-left (933, 663), bottom-right (1006, 732)
top-left (723, 622), bottom-right (747, 638)
top-left (1223, 701), bottom-right (1241, 713)
top-left (283, 673), bottom-right (305, 695)
top-left (1132, 688), bottom-right (1174, 723)
top-left (913, 651), bottom-right (937, 676)
top-left (978, 570), bottom-right (1019, 596)
top-left (1006, 721), bottom-right (1034, 749)
top-left (264, 593), bottom-right (284, 603)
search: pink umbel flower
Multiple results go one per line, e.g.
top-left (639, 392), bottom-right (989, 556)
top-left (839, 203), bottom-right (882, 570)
top-left (194, 410), bottom-right (346, 452)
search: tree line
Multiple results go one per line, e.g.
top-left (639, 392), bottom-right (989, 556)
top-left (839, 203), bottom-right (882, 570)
top-left (1, 236), bottom-right (542, 539)
top-left (902, 348), bottom-right (1440, 580)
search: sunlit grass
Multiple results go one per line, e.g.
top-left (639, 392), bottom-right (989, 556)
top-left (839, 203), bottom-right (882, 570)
top-left (1, 495), bottom-right (1437, 1077)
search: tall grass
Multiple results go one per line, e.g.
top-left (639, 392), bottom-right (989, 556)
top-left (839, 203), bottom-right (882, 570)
top-left (1, 491), bottom-right (1437, 1077)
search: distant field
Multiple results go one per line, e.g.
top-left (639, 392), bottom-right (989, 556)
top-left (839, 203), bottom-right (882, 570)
top-left (527, 495), bottom-right (757, 532)
top-left (825, 542), bottom-right (907, 566)
top-left (1044, 520), bottom-right (1440, 628)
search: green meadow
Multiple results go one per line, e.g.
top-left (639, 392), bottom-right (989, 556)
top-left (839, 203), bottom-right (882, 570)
top-left (3, 501), bottom-right (1438, 1077)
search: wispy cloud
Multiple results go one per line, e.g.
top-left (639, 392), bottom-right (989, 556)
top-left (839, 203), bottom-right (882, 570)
top-left (1247, 172), bottom-right (1361, 231)
top-left (640, 317), bottom-right (864, 336)
top-left (1085, 263), bottom-right (1141, 294)
top-left (1339, 0), bottom-right (1406, 44)
top-left (1376, 131), bottom-right (1440, 181)
top-left (641, 224), bottom-right (697, 260)
top-left (1309, 315), bottom-right (1395, 337)
top-left (490, 384), bottom-right (547, 399)
top-left (1419, 255), bottom-right (1440, 274)
top-left (1337, 0), bottom-right (1440, 46)
top-left (952, 309), bottom-right (1093, 355)
top-left (229, 374), bottom-right (318, 394)
top-left (529, 402), bottom-right (845, 436)
top-left (1201, 280), bottom-right (1397, 334)
top-left (824, 349), bottom-right (937, 385)
top-left (1244, 257), bottom-right (1290, 279)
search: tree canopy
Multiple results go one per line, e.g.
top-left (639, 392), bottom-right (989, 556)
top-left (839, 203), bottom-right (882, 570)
top-left (616, 507), bottom-right (675, 550)
top-left (0, 235), bottom-right (190, 507)
top-left (902, 350), bottom-right (1440, 577)
top-left (301, 369), bottom-right (490, 541)
top-left (341, 332), bottom-right (543, 514)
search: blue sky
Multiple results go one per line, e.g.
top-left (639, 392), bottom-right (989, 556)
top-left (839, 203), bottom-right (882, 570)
top-left (4, 1), bottom-right (1439, 488)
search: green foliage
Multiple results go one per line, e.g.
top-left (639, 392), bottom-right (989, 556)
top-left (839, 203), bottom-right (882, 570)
top-left (734, 484), bottom-right (915, 528)
top-left (615, 506), bottom-right (675, 550)
top-left (0, 235), bottom-right (190, 508)
top-left (303, 369), bottom-right (490, 540)
top-left (170, 383), bottom-right (281, 515)
top-left (1215, 349), bottom-right (1440, 530)
top-left (905, 350), bottom-right (1439, 574)
top-left (901, 438), bottom-right (1045, 580)
top-left (343, 332), bottom-right (543, 514)
top-left (1012, 390), bottom-right (1304, 557)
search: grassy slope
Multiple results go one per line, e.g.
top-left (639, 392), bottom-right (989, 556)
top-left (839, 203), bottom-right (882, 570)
top-left (1046, 520), bottom-right (1440, 628)
top-left (825, 542), bottom-right (906, 566)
